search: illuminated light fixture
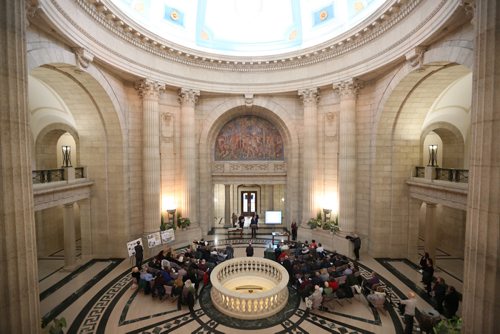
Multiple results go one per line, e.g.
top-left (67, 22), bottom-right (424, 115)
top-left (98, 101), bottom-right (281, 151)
top-left (428, 144), bottom-right (438, 167)
top-left (62, 145), bottom-right (72, 167)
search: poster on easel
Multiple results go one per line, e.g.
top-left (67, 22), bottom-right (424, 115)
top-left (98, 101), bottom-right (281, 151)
top-left (147, 232), bottom-right (162, 248)
top-left (161, 228), bottom-right (175, 244)
top-left (127, 238), bottom-right (143, 257)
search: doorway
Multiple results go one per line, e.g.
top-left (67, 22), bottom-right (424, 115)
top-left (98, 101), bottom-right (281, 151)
top-left (241, 191), bottom-right (257, 216)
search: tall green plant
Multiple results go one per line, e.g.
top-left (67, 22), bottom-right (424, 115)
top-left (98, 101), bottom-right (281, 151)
top-left (433, 317), bottom-right (462, 334)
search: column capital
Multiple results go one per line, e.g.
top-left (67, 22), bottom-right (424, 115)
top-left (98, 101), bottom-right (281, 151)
top-left (298, 87), bottom-right (319, 105)
top-left (135, 79), bottom-right (162, 99)
top-left (178, 88), bottom-right (200, 106)
top-left (332, 78), bottom-right (363, 98)
top-left (460, 0), bottom-right (475, 21)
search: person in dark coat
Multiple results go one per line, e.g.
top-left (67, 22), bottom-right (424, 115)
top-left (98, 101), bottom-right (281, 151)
top-left (291, 221), bottom-right (298, 241)
top-left (443, 286), bottom-right (461, 318)
top-left (422, 258), bottom-right (434, 295)
top-left (134, 241), bottom-right (143, 269)
top-left (433, 276), bottom-right (447, 314)
top-left (246, 242), bottom-right (254, 257)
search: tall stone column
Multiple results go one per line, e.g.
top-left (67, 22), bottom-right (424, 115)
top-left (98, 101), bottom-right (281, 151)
top-left (0, 1), bottom-right (41, 332)
top-left (63, 203), bottom-right (77, 268)
top-left (179, 88), bottom-right (200, 225)
top-left (333, 79), bottom-right (362, 233)
top-left (35, 210), bottom-right (45, 255)
top-left (79, 198), bottom-right (92, 258)
top-left (298, 88), bottom-right (319, 223)
top-left (408, 198), bottom-right (421, 262)
top-left (423, 203), bottom-right (437, 263)
top-left (224, 184), bottom-right (231, 227)
top-left (136, 79), bottom-right (162, 234)
top-left (462, 1), bottom-right (500, 332)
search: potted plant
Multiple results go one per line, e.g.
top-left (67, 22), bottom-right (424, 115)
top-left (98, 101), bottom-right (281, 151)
top-left (176, 212), bottom-right (191, 230)
top-left (307, 211), bottom-right (323, 229)
top-left (433, 316), bottom-right (462, 334)
top-left (160, 213), bottom-right (167, 231)
top-left (42, 317), bottom-right (66, 334)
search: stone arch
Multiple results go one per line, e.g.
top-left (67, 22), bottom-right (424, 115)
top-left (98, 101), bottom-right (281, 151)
top-left (35, 123), bottom-right (80, 169)
top-left (27, 47), bottom-right (129, 257)
top-left (421, 122), bottom-right (465, 168)
top-left (199, 96), bottom-right (300, 234)
top-left (369, 57), bottom-right (472, 258)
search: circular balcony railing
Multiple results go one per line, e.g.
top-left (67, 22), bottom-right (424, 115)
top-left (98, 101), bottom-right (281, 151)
top-left (210, 257), bottom-right (289, 320)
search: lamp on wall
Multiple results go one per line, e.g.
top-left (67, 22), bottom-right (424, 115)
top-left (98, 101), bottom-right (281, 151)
top-left (323, 208), bottom-right (332, 222)
top-left (428, 144), bottom-right (438, 167)
top-left (167, 208), bottom-right (177, 228)
top-left (62, 145), bottom-right (72, 167)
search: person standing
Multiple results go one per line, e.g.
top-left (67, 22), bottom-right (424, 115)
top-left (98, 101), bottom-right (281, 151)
top-left (400, 291), bottom-right (417, 334)
top-left (347, 233), bottom-right (361, 261)
top-left (433, 276), bottom-right (447, 314)
top-left (231, 212), bottom-right (238, 227)
top-left (422, 258), bottom-right (434, 295)
top-left (246, 242), bottom-right (254, 257)
top-left (225, 242), bottom-right (234, 259)
top-left (250, 214), bottom-right (258, 238)
top-left (443, 286), bottom-right (461, 319)
top-left (291, 221), bottom-right (298, 241)
top-left (134, 240), bottom-right (143, 269)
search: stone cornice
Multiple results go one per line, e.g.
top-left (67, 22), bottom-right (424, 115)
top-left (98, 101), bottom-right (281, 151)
top-left (68, 0), bottom-right (439, 72)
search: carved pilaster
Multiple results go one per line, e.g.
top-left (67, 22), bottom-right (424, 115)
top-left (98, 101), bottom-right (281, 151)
top-left (178, 87), bottom-right (199, 224)
top-left (298, 87), bottom-right (319, 223)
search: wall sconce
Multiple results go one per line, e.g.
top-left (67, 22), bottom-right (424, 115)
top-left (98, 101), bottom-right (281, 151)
top-left (167, 208), bottom-right (177, 227)
top-left (428, 144), bottom-right (438, 167)
top-left (62, 145), bottom-right (72, 167)
top-left (323, 208), bottom-right (332, 222)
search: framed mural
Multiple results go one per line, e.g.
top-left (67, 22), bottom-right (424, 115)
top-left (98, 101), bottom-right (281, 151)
top-left (215, 116), bottom-right (284, 161)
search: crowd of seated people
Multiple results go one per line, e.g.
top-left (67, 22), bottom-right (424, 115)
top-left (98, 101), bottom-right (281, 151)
top-left (130, 239), bottom-right (231, 312)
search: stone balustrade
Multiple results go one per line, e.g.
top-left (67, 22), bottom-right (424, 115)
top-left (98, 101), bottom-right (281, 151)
top-left (210, 257), bottom-right (289, 320)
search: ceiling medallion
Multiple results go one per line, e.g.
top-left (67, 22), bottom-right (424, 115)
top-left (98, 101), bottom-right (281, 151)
top-left (170, 10), bottom-right (179, 21)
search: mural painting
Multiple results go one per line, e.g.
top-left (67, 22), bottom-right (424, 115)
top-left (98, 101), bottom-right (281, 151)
top-left (215, 116), bottom-right (284, 161)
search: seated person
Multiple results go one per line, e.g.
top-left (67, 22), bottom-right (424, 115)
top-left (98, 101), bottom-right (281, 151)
top-left (310, 285), bottom-right (323, 310)
top-left (367, 286), bottom-right (386, 310)
top-left (364, 272), bottom-right (381, 292)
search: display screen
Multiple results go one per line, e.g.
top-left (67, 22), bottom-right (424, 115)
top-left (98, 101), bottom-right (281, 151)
top-left (265, 211), bottom-right (282, 224)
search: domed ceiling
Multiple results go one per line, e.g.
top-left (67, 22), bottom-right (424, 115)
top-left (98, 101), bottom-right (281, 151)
top-left (109, 0), bottom-right (386, 57)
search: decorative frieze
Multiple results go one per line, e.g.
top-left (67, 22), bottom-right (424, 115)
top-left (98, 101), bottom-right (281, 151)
top-left (212, 162), bottom-right (287, 175)
top-left (72, 0), bottom-right (430, 72)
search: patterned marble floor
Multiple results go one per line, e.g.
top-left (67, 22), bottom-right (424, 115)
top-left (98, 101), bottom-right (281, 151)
top-left (38, 234), bottom-right (449, 334)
